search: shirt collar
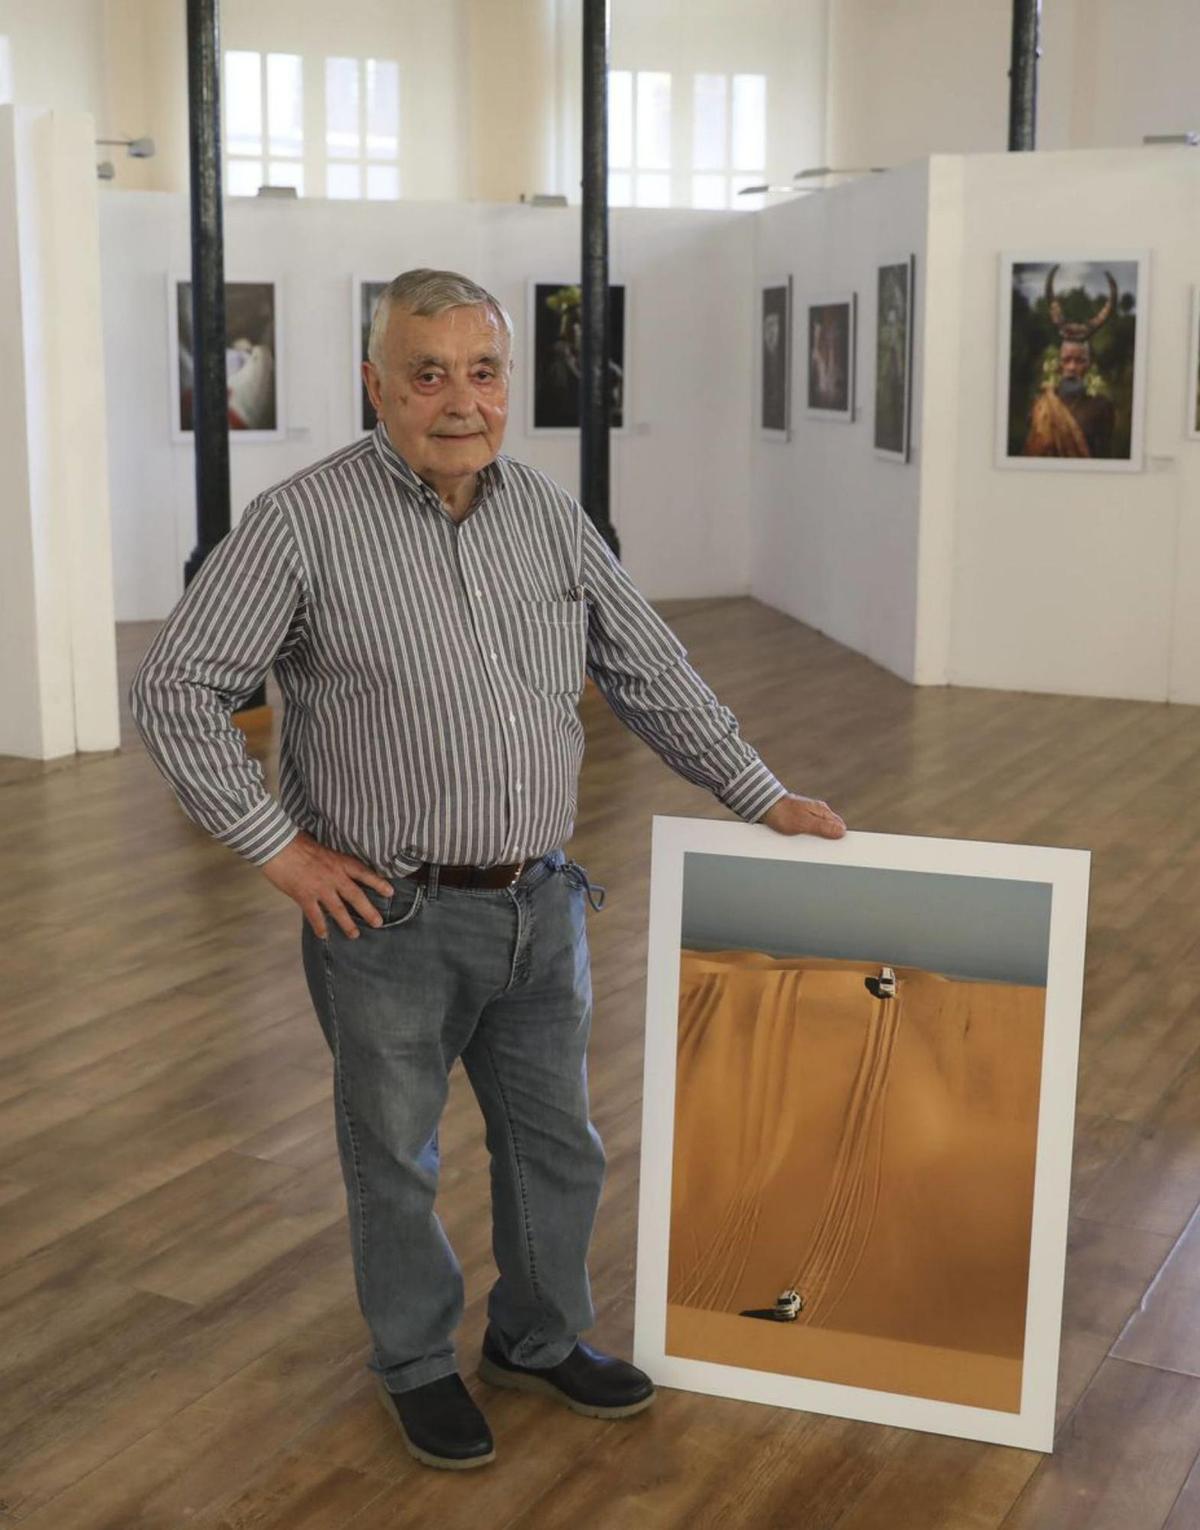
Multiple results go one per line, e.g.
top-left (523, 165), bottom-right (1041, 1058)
top-left (371, 420), bottom-right (505, 504)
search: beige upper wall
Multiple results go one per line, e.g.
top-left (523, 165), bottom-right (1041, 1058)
top-left (2, 0), bottom-right (1199, 199)
top-left (825, 0), bottom-right (1200, 167)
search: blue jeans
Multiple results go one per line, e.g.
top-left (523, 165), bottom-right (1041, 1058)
top-left (300, 847), bottom-right (608, 1395)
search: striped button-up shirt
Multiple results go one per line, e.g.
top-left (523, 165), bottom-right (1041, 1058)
top-left (129, 422), bottom-right (788, 875)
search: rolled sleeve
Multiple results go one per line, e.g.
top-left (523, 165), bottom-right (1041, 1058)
top-left (129, 493), bottom-right (306, 865)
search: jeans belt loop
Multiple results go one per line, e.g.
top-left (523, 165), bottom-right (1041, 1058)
top-left (427, 862), bottom-right (441, 901)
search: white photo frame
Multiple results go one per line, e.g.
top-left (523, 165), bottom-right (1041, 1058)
top-left (995, 252), bottom-right (1149, 472)
top-left (634, 815), bottom-right (1090, 1453)
top-left (1186, 285), bottom-right (1200, 441)
top-left (805, 291), bottom-right (857, 423)
top-left (167, 274), bottom-right (286, 443)
top-left (873, 255), bottom-right (915, 462)
top-left (526, 278), bottom-right (629, 436)
top-left (759, 275), bottom-right (792, 440)
top-left (353, 277), bottom-right (390, 436)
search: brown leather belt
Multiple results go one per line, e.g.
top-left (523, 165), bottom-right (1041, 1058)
top-left (403, 856), bottom-right (539, 891)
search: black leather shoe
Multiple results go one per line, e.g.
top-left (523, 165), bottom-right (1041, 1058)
top-left (373, 1373), bottom-right (495, 1469)
top-left (478, 1330), bottom-right (655, 1418)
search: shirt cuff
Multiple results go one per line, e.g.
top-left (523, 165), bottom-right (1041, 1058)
top-left (718, 759), bottom-right (790, 823)
top-left (214, 795), bottom-right (301, 866)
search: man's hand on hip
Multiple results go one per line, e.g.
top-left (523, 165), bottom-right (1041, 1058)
top-left (758, 793), bottom-right (847, 839)
top-left (261, 829), bottom-right (396, 940)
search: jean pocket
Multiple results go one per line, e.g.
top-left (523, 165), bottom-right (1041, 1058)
top-left (359, 881), bottom-right (426, 929)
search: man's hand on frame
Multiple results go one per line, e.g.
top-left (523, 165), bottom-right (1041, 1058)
top-left (261, 829), bottom-right (396, 940)
top-left (758, 793), bottom-right (848, 840)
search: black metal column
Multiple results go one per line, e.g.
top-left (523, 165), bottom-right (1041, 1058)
top-left (184, 0), bottom-right (266, 710)
top-left (1007, 0), bottom-right (1041, 151)
top-left (580, 0), bottom-right (619, 557)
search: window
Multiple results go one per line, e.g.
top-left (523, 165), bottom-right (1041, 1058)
top-left (325, 57), bottom-right (401, 200)
top-left (224, 51), bottom-right (304, 196)
top-left (608, 69), bottom-right (671, 208)
top-left (691, 72), bottom-right (767, 210)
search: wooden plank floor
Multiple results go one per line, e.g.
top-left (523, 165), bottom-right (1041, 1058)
top-left (2, 597), bottom-right (1200, 1528)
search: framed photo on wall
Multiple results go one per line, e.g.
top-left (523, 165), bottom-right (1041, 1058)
top-left (759, 277), bottom-right (792, 439)
top-left (873, 256), bottom-right (915, 462)
top-left (806, 292), bottom-right (857, 423)
top-left (995, 253), bottom-right (1149, 472)
top-left (1186, 284), bottom-right (1200, 441)
top-left (168, 276), bottom-right (285, 443)
top-left (527, 280), bottom-right (627, 434)
top-left (634, 815), bottom-right (1090, 1452)
top-left (353, 278), bottom-right (390, 435)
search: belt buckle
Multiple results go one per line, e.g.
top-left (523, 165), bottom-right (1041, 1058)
top-left (507, 858), bottom-right (524, 887)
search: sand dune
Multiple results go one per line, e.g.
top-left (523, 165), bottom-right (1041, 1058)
top-left (666, 949), bottom-right (1046, 1411)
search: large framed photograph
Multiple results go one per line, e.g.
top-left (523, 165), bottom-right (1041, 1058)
top-left (873, 256), bottom-right (915, 461)
top-left (634, 816), bottom-right (1090, 1452)
top-left (1186, 285), bottom-right (1200, 441)
top-left (527, 280), bottom-right (627, 434)
top-left (353, 278), bottom-right (389, 435)
top-left (806, 293), bottom-right (856, 422)
top-left (996, 254), bottom-right (1148, 471)
top-left (759, 277), bottom-right (792, 439)
top-left (168, 276), bottom-right (284, 442)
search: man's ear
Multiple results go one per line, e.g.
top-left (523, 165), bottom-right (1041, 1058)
top-left (363, 360), bottom-right (384, 411)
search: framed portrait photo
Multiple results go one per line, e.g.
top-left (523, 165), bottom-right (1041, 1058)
top-left (168, 276), bottom-right (285, 443)
top-left (1186, 284), bottom-right (1200, 441)
top-left (873, 256), bottom-right (915, 462)
top-left (759, 277), bottom-right (792, 440)
top-left (353, 278), bottom-right (390, 435)
top-left (634, 815), bottom-right (1090, 1452)
top-left (527, 280), bottom-right (627, 434)
top-left (996, 253), bottom-right (1148, 472)
top-left (805, 293), bottom-right (856, 423)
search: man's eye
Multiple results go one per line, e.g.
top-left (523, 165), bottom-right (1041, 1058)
top-left (473, 370), bottom-right (495, 383)
top-left (418, 372), bottom-right (440, 384)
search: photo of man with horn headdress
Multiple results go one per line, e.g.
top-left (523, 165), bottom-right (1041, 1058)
top-left (1004, 259), bottom-right (1141, 464)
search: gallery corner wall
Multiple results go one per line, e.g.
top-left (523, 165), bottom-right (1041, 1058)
top-left (0, 104), bottom-right (119, 760)
top-left (750, 160), bottom-right (931, 684)
top-left (750, 147), bottom-right (1200, 706)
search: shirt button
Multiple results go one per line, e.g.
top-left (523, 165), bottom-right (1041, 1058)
top-left (515, 782), bottom-right (523, 792)
top-left (490, 650), bottom-right (498, 659)
top-left (508, 713), bottom-right (516, 723)
top-left (475, 588), bottom-right (483, 597)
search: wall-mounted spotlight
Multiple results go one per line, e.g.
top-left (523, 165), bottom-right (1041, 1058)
top-left (95, 135), bottom-right (156, 181)
top-left (1142, 132), bottom-right (1199, 146)
top-left (96, 135), bottom-right (156, 158)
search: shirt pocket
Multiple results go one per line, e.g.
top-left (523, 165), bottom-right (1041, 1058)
top-left (517, 593), bottom-right (589, 695)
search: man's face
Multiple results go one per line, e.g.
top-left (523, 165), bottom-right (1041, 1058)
top-left (363, 302), bottom-right (511, 484)
top-left (1060, 341), bottom-right (1091, 384)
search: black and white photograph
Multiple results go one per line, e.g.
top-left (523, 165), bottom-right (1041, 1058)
top-left (528, 280), bottom-right (626, 432)
top-left (806, 293), bottom-right (856, 422)
top-left (354, 278), bottom-right (389, 434)
top-left (760, 277), bottom-right (792, 438)
top-left (169, 277), bottom-right (283, 441)
top-left (873, 257), bottom-right (914, 461)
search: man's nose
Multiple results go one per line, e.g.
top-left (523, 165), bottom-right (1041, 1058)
top-left (444, 375), bottom-right (476, 415)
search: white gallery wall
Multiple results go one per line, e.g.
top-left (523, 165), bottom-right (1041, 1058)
top-left (98, 194), bottom-right (757, 619)
top-left (0, 104), bottom-right (119, 759)
top-left (928, 147), bottom-right (1200, 704)
top-left (748, 146), bottom-right (1200, 706)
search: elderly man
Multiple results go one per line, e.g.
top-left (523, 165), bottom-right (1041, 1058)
top-left (130, 268), bottom-right (846, 1472)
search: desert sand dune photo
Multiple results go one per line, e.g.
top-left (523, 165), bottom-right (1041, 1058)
top-left (666, 948), bottom-right (1047, 1412)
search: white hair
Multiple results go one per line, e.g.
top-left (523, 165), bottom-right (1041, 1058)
top-left (366, 268), bottom-right (514, 370)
